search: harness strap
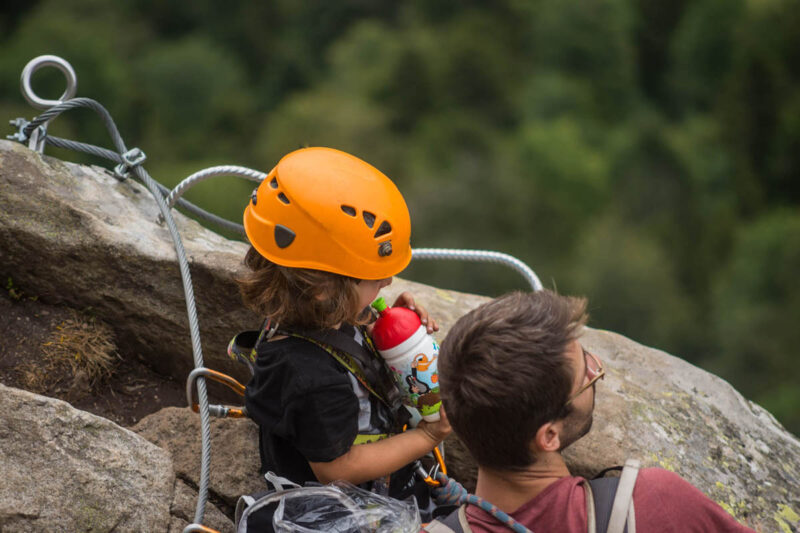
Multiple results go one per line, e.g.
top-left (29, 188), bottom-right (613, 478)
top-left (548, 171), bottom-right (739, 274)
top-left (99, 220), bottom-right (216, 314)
top-left (229, 323), bottom-right (398, 447)
top-left (352, 433), bottom-right (390, 445)
top-left (281, 329), bottom-right (391, 408)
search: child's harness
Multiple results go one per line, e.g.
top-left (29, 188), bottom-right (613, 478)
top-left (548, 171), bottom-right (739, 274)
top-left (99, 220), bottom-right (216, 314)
top-left (227, 321), bottom-right (407, 446)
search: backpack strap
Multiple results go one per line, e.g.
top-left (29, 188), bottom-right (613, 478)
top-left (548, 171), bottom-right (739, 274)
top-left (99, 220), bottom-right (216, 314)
top-left (584, 481), bottom-right (597, 533)
top-left (606, 459), bottom-right (640, 533)
top-left (588, 459), bottom-right (640, 533)
top-left (587, 477), bottom-right (619, 533)
top-left (424, 505), bottom-right (471, 533)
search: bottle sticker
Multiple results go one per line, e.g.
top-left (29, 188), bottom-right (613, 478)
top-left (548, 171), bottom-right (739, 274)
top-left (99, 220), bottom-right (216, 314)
top-left (390, 340), bottom-right (441, 416)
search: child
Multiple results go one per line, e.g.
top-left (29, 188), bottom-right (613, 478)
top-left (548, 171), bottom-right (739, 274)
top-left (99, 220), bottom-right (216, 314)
top-left (237, 147), bottom-right (451, 514)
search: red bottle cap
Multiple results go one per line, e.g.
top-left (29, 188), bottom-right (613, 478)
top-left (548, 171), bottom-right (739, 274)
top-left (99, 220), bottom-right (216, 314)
top-left (370, 297), bottom-right (422, 351)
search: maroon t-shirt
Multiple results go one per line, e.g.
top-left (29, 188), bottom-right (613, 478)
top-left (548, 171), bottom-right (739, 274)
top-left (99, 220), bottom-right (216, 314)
top-left (462, 468), bottom-right (754, 532)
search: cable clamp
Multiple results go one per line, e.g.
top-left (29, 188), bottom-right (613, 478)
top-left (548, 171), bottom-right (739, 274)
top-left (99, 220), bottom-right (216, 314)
top-left (114, 147), bottom-right (147, 180)
top-left (7, 117), bottom-right (31, 143)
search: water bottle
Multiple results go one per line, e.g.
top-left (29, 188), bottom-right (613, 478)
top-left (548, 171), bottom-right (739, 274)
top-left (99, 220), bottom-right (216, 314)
top-left (370, 297), bottom-right (441, 422)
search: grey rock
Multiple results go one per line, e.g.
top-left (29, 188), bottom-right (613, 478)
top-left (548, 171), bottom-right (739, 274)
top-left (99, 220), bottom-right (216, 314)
top-left (564, 328), bottom-right (800, 532)
top-left (0, 139), bottom-right (255, 385)
top-left (133, 406), bottom-right (264, 506)
top-left (0, 383), bottom-right (173, 532)
top-left (169, 479), bottom-right (234, 533)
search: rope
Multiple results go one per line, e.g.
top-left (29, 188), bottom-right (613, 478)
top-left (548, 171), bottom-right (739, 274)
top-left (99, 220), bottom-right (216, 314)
top-left (432, 474), bottom-right (533, 533)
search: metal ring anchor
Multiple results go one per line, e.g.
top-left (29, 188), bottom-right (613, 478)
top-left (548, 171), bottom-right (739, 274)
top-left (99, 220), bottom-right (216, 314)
top-left (20, 55), bottom-right (78, 109)
top-left (20, 55), bottom-right (78, 152)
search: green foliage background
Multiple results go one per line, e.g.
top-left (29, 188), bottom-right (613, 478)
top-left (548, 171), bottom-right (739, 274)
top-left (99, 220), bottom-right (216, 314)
top-left (2, 0), bottom-right (798, 434)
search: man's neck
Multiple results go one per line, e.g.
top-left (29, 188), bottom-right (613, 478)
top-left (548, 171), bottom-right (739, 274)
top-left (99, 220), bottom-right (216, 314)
top-left (474, 451), bottom-right (571, 514)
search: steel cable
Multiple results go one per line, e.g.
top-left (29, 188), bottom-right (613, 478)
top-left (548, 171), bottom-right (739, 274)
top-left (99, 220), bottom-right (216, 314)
top-left (412, 248), bottom-right (543, 291)
top-left (26, 97), bottom-right (214, 524)
top-left (133, 165), bottom-right (213, 525)
top-left (44, 136), bottom-right (246, 235)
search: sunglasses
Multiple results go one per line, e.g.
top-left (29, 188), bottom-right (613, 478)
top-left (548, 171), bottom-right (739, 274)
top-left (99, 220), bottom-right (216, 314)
top-left (565, 348), bottom-right (605, 405)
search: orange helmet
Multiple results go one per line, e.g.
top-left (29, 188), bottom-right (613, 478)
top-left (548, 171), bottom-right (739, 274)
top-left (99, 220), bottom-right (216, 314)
top-left (243, 147), bottom-right (412, 280)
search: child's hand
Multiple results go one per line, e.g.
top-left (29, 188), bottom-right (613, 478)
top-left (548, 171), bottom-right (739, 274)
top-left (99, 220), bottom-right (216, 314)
top-left (392, 291), bottom-right (439, 334)
top-left (417, 406), bottom-right (452, 443)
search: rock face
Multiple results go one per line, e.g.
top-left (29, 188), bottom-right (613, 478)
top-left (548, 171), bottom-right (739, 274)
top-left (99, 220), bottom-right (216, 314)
top-left (1, 140), bottom-right (799, 532)
top-left (133, 407), bottom-right (264, 508)
top-left (568, 328), bottom-right (800, 532)
top-left (0, 139), bottom-right (255, 384)
top-left (0, 139), bottom-right (488, 386)
top-left (0, 384), bottom-right (174, 531)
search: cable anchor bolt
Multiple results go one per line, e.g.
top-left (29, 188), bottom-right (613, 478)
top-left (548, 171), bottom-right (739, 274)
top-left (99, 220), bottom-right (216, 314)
top-left (114, 147), bottom-right (147, 180)
top-left (7, 118), bottom-right (30, 143)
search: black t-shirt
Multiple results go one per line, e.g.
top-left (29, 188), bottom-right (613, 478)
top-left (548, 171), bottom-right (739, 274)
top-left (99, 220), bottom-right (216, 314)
top-left (244, 327), bottom-right (405, 487)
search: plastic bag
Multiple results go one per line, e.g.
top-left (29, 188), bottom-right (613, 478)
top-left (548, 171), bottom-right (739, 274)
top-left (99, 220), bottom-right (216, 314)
top-left (272, 480), bottom-right (421, 533)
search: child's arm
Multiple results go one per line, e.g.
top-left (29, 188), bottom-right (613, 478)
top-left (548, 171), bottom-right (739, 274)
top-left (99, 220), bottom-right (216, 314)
top-left (308, 410), bottom-right (451, 485)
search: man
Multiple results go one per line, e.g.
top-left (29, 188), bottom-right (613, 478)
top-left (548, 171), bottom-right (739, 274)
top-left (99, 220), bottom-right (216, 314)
top-left (430, 290), bottom-right (753, 532)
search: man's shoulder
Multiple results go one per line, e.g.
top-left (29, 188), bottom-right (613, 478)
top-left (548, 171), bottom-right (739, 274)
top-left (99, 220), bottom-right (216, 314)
top-left (631, 467), bottom-right (754, 531)
top-left (635, 467), bottom-right (703, 496)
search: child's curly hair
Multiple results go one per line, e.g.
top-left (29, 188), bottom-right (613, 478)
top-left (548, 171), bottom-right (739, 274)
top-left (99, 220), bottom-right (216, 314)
top-left (237, 246), bottom-right (368, 329)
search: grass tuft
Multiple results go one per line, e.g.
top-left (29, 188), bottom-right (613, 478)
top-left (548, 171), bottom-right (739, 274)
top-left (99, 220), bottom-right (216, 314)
top-left (21, 311), bottom-right (119, 393)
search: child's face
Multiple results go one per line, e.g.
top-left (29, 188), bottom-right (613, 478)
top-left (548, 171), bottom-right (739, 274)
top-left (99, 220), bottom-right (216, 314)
top-left (356, 277), bottom-right (393, 311)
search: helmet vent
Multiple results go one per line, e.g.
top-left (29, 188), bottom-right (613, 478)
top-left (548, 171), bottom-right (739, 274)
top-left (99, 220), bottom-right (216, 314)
top-left (274, 224), bottom-right (296, 248)
top-left (374, 221), bottom-right (392, 238)
top-left (341, 205), bottom-right (356, 217)
top-left (363, 211), bottom-right (376, 228)
top-left (269, 178), bottom-right (279, 189)
top-left (278, 192), bottom-right (290, 204)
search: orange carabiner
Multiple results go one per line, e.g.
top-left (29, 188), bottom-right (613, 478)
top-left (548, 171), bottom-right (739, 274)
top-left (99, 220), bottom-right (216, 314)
top-left (417, 444), bottom-right (447, 487)
top-left (186, 367), bottom-right (248, 418)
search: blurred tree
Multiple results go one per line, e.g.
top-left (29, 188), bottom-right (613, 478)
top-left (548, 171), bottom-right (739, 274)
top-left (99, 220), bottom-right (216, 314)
top-left (0, 0), bottom-right (42, 41)
top-left (712, 210), bottom-right (800, 433)
top-left (135, 36), bottom-right (253, 162)
top-left (0, 0), bottom-right (146, 153)
top-left (669, 0), bottom-right (744, 112)
top-left (713, 0), bottom-right (800, 212)
top-left (568, 216), bottom-right (697, 356)
top-left (250, 86), bottom-right (401, 177)
top-left (631, 0), bottom-right (688, 108)
top-left (528, 0), bottom-right (639, 120)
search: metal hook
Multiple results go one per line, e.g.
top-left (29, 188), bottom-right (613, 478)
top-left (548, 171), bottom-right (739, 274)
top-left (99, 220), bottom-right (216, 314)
top-left (20, 55), bottom-right (78, 153)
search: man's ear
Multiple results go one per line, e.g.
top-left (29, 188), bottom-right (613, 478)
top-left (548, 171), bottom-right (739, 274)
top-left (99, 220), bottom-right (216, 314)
top-left (534, 420), bottom-right (562, 453)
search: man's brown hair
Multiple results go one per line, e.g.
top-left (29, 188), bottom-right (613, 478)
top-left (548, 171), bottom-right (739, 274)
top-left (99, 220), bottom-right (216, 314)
top-left (237, 246), bottom-right (366, 329)
top-left (439, 290), bottom-right (588, 471)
